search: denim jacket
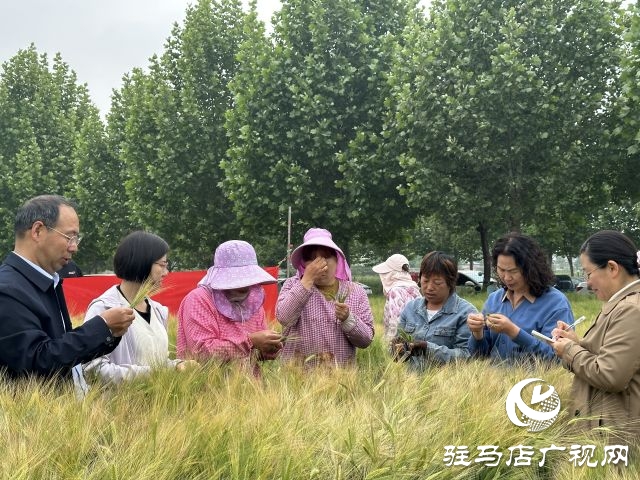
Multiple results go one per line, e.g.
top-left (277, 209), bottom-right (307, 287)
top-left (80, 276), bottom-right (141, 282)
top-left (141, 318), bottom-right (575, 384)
top-left (397, 292), bottom-right (477, 369)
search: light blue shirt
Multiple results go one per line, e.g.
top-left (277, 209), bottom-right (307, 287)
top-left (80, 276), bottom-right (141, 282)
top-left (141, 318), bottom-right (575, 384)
top-left (397, 292), bottom-right (477, 369)
top-left (468, 287), bottom-right (574, 362)
top-left (13, 251), bottom-right (60, 287)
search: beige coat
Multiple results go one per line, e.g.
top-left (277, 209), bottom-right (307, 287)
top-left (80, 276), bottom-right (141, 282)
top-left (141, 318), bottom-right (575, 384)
top-left (562, 281), bottom-right (640, 439)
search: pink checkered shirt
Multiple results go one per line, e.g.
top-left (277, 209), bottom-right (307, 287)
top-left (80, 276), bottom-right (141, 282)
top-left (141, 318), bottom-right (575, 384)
top-left (382, 284), bottom-right (422, 342)
top-left (177, 286), bottom-right (269, 366)
top-left (277, 278), bottom-right (374, 366)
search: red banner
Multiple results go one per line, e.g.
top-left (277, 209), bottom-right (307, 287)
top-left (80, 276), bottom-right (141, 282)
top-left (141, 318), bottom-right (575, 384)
top-left (62, 267), bottom-right (279, 322)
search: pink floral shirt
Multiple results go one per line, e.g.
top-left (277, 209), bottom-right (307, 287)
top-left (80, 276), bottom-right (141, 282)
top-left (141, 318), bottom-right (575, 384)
top-left (276, 278), bottom-right (374, 366)
top-left (383, 285), bottom-right (422, 342)
top-left (177, 286), bottom-right (270, 370)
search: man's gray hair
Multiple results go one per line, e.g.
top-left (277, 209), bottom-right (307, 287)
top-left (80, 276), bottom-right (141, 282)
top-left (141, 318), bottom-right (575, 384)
top-left (14, 195), bottom-right (77, 235)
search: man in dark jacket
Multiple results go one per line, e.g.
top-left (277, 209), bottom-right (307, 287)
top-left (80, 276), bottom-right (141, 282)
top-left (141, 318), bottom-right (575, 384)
top-left (0, 195), bottom-right (134, 394)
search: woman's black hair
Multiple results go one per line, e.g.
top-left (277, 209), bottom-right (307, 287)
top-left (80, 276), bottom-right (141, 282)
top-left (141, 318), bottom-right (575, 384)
top-left (580, 230), bottom-right (639, 277)
top-left (113, 231), bottom-right (169, 282)
top-left (419, 251), bottom-right (458, 294)
top-left (492, 232), bottom-right (554, 297)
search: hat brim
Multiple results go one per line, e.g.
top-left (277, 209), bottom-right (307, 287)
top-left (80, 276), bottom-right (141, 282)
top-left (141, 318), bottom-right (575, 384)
top-left (372, 262), bottom-right (392, 274)
top-left (206, 265), bottom-right (277, 290)
top-left (290, 238), bottom-right (344, 269)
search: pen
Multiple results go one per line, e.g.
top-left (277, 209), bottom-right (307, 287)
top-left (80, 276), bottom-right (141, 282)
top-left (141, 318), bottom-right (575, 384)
top-left (552, 315), bottom-right (586, 341)
top-left (566, 315), bottom-right (586, 330)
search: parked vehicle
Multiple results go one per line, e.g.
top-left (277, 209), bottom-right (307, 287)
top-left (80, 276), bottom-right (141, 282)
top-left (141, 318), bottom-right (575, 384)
top-left (553, 274), bottom-right (575, 292)
top-left (355, 282), bottom-right (373, 296)
top-left (575, 281), bottom-right (593, 295)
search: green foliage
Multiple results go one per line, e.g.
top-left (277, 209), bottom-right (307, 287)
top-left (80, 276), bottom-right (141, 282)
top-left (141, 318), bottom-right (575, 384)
top-left (613, 2), bottom-right (640, 204)
top-left (2, 0), bottom-right (640, 272)
top-left (70, 105), bottom-right (130, 272)
top-left (109, 0), bottom-right (249, 268)
top-left (224, 0), bottom-right (423, 261)
top-left (388, 0), bottom-right (624, 267)
top-left (0, 45), bottom-right (103, 258)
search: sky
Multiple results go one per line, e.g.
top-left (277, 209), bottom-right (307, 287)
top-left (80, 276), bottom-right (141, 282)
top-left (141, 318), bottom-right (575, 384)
top-left (0, 1), bottom-right (434, 116)
top-left (0, 0), bottom-right (282, 116)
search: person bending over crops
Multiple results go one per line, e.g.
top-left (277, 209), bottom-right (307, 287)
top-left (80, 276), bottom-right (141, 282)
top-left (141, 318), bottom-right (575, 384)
top-left (372, 253), bottom-right (421, 344)
top-left (177, 240), bottom-right (281, 375)
top-left (391, 251), bottom-right (477, 369)
top-left (467, 232), bottom-right (574, 363)
top-left (552, 230), bottom-right (640, 440)
top-left (84, 231), bottom-right (196, 383)
top-left (277, 228), bottom-right (374, 367)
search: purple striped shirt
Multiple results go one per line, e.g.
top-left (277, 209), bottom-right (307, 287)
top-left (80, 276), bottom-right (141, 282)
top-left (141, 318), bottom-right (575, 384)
top-left (277, 278), bottom-right (374, 366)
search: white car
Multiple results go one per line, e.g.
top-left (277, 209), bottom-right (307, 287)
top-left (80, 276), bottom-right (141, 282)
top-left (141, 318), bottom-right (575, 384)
top-left (355, 282), bottom-right (373, 296)
top-left (575, 281), bottom-right (593, 295)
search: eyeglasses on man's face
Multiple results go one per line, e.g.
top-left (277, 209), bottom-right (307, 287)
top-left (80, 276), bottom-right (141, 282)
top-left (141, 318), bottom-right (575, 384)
top-left (48, 226), bottom-right (82, 246)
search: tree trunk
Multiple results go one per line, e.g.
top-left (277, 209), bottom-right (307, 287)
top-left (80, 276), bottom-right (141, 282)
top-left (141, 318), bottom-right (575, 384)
top-left (477, 222), bottom-right (491, 291)
top-left (565, 253), bottom-right (574, 277)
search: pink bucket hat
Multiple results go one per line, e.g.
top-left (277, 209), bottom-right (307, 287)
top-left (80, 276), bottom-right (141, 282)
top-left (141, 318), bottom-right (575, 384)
top-left (290, 228), bottom-right (351, 280)
top-left (372, 254), bottom-right (410, 274)
top-left (198, 240), bottom-right (276, 290)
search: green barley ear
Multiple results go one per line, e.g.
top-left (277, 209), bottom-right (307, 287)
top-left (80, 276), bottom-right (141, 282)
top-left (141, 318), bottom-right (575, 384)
top-left (335, 282), bottom-right (352, 303)
top-left (396, 328), bottom-right (413, 343)
top-left (127, 276), bottom-right (163, 308)
top-left (280, 334), bottom-right (301, 344)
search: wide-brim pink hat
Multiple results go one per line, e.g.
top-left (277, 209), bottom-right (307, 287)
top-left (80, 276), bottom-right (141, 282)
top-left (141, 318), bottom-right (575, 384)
top-left (290, 228), bottom-right (345, 270)
top-left (199, 240), bottom-right (276, 290)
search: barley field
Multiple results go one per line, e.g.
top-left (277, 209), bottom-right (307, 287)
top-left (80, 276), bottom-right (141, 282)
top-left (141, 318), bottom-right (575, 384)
top-left (0, 292), bottom-right (637, 479)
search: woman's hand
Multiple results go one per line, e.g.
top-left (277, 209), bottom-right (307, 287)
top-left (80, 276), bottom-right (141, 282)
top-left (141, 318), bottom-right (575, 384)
top-left (335, 302), bottom-right (350, 322)
top-left (301, 257), bottom-right (327, 289)
top-left (552, 320), bottom-right (579, 343)
top-left (551, 336), bottom-right (572, 357)
top-left (390, 339), bottom-right (427, 361)
top-left (485, 313), bottom-right (519, 339)
top-left (175, 359), bottom-right (199, 372)
top-left (467, 313), bottom-right (485, 340)
top-left (249, 330), bottom-right (284, 355)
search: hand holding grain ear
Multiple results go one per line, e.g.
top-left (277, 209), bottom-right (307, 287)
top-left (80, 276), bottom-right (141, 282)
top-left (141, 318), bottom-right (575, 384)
top-left (249, 330), bottom-right (283, 355)
top-left (335, 302), bottom-right (349, 322)
top-left (484, 313), bottom-right (519, 338)
top-left (100, 307), bottom-right (135, 337)
top-left (467, 313), bottom-right (485, 339)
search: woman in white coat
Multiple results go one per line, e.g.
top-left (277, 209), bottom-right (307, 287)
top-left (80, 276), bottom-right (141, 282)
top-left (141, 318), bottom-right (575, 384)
top-left (83, 231), bottom-right (194, 383)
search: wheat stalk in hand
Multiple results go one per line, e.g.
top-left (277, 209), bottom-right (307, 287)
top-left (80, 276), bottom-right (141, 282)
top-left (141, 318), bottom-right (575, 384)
top-left (335, 282), bottom-right (352, 303)
top-left (127, 277), bottom-right (163, 308)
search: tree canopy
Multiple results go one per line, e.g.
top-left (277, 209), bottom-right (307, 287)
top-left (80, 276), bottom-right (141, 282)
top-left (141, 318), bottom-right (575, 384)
top-left (1, 0), bottom-right (639, 273)
top-left (223, 0), bottom-right (423, 261)
top-left (387, 0), bottom-right (625, 279)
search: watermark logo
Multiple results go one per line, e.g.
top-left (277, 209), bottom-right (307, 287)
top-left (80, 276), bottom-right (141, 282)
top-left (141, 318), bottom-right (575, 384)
top-left (505, 378), bottom-right (561, 432)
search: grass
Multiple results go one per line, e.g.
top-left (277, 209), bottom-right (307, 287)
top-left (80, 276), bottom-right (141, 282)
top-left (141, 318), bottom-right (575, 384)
top-left (0, 292), bottom-right (636, 478)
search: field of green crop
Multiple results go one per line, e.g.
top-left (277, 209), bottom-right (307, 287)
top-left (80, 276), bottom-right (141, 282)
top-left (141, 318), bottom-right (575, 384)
top-left (0, 292), bottom-right (636, 479)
